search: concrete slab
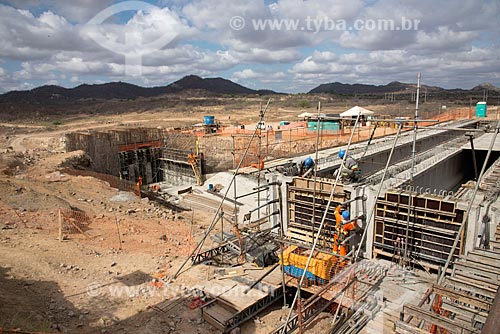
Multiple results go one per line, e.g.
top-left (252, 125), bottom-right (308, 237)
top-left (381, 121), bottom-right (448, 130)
top-left (462, 132), bottom-right (500, 151)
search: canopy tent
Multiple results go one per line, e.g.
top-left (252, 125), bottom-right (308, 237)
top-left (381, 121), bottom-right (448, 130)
top-left (298, 112), bottom-right (317, 118)
top-left (340, 106), bottom-right (374, 117)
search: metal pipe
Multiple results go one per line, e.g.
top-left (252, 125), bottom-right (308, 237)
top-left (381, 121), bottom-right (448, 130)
top-left (437, 120), bottom-right (500, 284)
top-left (354, 123), bottom-right (403, 262)
top-left (402, 126), bottom-right (485, 132)
top-left (254, 181), bottom-right (281, 189)
top-left (404, 72), bottom-right (421, 269)
top-left (220, 210), bottom-right (224, 242)
top-left (277, 180), bottom-right (288, 307)
top-left (234, 163), bottom-right (238, 225)
top-left (248, 211), bottom-right (279, 224)
top-left (312, 101), bottom-right (322, 244)
top-left (331, 276), bottom-right (351, 329)
top-left (302, 167), bottom-right (313, 177)
top-left (370, 119), bottom-right (438, 123)
top-left (235, 188), bottom-right (268, 200)
top-left (340, 233), bottom-right (357, 245)
top-left (249, 199), bottom-right (279, 213)
top-left (281, 111), bottom-right (362, 334)
top-left (467, 134), bottom-right (478, 180)
top-left (173, 98), bottom-right (272, 279)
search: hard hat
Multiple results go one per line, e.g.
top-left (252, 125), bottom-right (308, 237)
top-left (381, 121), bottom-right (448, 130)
top-left (341, 210), bottom-right (350, 220)
top-left (338, 150), bottom-right (346, 159)
top-left (304, 157), bottom-right (314, 169)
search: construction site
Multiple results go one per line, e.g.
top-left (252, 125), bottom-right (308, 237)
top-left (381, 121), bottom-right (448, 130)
top-left (1, 89), bottom-right (500, 334)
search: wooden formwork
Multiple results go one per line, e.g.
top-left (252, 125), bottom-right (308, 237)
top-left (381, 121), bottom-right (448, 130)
top-left (287, 177), bottom-right (350, 249)
top-left (394, 224), bottom-right (500, 334)
top-left (373, 189), bottom-right (465, 271)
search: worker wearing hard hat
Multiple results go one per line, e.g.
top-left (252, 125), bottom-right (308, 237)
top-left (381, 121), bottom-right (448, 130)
top-left (299, 157), bottom-right (315, 177)
top-left (333, 205), bottom-right (357, 258)
top-left (337, 150), bottom-right (360, 182)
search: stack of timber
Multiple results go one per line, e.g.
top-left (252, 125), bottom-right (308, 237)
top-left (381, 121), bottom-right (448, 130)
top-left (394, 223), bottom-right (500, 334)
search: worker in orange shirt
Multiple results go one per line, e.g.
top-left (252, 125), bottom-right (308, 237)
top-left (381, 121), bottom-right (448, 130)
top-left (136, 176), bottom-right (143, 196)
top-left (333, 205), bottom-right (357, 257)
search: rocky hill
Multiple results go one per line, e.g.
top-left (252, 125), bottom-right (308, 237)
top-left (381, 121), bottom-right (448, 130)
top-left (0, 75), bottom-right (277, 104)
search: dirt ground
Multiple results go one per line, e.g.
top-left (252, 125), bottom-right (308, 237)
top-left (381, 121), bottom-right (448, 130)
top-left (0, 107), bottom-right (310, 334)
top-left (0, 100), bottom-right (476, 333)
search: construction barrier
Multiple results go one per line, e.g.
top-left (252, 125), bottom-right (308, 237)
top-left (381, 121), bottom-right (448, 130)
top-left (58, 208), bottom-right (92, 240)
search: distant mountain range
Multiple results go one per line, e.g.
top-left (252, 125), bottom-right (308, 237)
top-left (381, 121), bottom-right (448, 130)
top-left (1, 75), bottom-right (498, 105)
top-left (308, 81), bottom-right (500, 95)
top-left (0, 75), bottom-right (277, 104)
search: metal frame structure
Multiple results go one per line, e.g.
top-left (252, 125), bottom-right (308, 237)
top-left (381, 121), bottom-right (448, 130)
top-left (191, 245), bottom-right (230, 265)
top-left (201, 286), bottom-right (285, 333)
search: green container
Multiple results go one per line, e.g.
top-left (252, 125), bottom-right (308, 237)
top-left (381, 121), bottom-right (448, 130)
top-left (307, 121), bottom-right (340, 131)
top-left (476, 102), bottom-right (487, 117)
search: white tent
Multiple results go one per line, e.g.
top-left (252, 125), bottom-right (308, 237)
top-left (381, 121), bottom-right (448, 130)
top-left (298, 111), bottom-right (316, 118)
top-left (340, 106), bottom-right (374, 117)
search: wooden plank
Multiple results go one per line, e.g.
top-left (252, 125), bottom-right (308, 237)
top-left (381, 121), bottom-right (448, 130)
top-left (203, 312), bottom-right (225, 330)
top-left (376, 199), bottom-right (459, 218)
top-left (433, 285), bottom-right (491, 310)
top-left (490, 240), bottom-right (500, 250)
top-left (463, 253), bottom-right (500, 268)
top-left (286, 227), bottom-right (334, 244)
top-left (394, 321), bottom-right (430, 334)
top-left (440, 301), bottom-right (487, 325)
top-left (454, 262), bottom-right (500, 283)
top-left (202, 278), bottom-right (270, 312)
top-left (469, 249), bottom-right (500, 260)
top-left (402, 304), bottom-right (478, 334)
top-left (439, 302), bottom-right (479, 327)
top-left (453, 271), bottom-right (500, 292)
top-left (445, 276), bottom-right (497, 300)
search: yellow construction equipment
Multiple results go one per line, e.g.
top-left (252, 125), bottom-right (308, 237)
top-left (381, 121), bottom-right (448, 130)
top-left (187, 153), bottom-right (203, 186)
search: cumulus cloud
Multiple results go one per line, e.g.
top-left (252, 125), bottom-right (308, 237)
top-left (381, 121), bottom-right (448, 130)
top-left (3, 0), bottom-right (115, 23)
top-left (0, 0), bottom-right (499, 92)
top-left (232, 68), bottom-right (286, 81)
top-left (231, 68), bottom-right (289, 90)
top-left (291, 47), bottom-right (500, 90)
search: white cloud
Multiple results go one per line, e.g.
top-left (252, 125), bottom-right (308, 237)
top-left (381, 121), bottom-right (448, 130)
top-left (232, 69), bottom-right (261, 80)
top-left (4, 0), bottom-right (115, 23)
top-left (0, 0), bottom-right (499, 92)
top-left (231, 68), bottom-right (288, 90)
top-left (291, 47), bottom-right (500, 90)
top-left (415, 27), bottom-right (477, 51)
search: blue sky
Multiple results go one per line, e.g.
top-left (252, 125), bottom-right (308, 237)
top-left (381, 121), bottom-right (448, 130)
top-left (0, 0), bottom-right (499, 93)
